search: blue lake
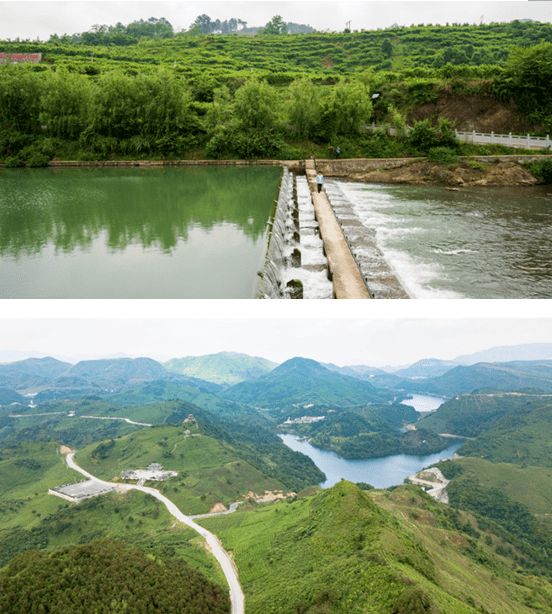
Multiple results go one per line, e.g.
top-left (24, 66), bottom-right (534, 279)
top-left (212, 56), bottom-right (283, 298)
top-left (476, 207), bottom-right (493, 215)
top-left (279, 394), bottom-right (460, 489)
top-left (279, 434), bottom-right (462, 490)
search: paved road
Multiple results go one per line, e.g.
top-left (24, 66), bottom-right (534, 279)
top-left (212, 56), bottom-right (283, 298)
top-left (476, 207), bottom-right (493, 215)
top-left (66, 453), bottom-right (244, 614)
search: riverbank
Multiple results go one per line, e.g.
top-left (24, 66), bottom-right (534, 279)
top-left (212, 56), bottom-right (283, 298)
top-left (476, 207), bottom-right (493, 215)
top-left (341, 157), bottom-right (546, 188)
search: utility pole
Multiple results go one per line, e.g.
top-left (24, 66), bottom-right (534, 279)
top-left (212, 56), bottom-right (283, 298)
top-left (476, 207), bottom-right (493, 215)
top-left (345, 20), bottom-right (351, 31)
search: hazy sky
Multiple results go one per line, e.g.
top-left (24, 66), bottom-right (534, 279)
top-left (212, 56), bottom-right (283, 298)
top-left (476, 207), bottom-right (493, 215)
top-left (0, 300), bottom-right (550, 366)
top-left (1, 1), bottom-right (550, 41)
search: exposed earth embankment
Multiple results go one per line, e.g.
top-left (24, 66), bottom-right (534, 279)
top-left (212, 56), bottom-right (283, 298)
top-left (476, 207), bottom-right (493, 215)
top-left (345, 159), bottom-right (540, 187)
top-left (317, 156), bottom-right (549, 188)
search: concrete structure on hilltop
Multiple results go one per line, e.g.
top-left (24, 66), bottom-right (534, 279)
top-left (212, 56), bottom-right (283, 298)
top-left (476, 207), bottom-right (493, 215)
top-left (48, 480), bottom-right (119, 503)
top-left (120, 463), bottom-right (178, 482)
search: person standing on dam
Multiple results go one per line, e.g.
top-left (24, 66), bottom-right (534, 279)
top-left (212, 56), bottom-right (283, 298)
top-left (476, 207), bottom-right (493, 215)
top-left (316, 172), bottom-right (324, 193)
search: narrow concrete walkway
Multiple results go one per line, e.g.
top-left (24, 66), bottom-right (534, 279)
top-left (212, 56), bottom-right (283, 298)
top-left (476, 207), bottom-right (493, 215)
top-left (305, 160), bottom-right (371, 299)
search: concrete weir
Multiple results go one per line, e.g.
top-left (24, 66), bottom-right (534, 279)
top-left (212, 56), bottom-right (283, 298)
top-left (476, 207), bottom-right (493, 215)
top-left (304, 161), bottom-right (372, 299)
top-left (322, 181), bottom-right (410, 299)
top-left (258, 167), bottom-right (333, 299)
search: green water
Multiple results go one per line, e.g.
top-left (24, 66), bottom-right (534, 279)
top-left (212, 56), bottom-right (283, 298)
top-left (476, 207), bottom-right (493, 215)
top-left (0, 166), bottom-right (281, 298)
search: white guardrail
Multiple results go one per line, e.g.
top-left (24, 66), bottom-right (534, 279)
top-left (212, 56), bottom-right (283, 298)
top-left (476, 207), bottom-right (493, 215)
top-left (365, 123), bottom-right (551, 149)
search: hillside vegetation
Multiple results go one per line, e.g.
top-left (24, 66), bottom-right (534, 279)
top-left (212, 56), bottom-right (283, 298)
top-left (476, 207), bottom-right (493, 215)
top-left (418, 392), bottom-right (545, 438)
top-left (200, 480), bottom-right (552, 613)
top-left (0, 538), bottom-right (230, 614)
top-left (5, 352), bottom-right (552, 612)
top-left (1, 19), bottom-right (551, 166)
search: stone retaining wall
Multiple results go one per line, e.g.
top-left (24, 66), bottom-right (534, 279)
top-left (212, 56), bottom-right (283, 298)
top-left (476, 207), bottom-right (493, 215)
top-left (4, 156), bottom-right (547, 173)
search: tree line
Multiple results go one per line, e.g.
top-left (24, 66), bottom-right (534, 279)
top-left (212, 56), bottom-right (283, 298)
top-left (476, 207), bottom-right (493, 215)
top-left (0, 32), bottom-right (550, 166)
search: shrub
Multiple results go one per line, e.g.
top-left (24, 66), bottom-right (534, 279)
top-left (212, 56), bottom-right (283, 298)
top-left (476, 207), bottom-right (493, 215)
top-left (27, 152), bottom-right (51, 167)
top-left (407, 118), bottom-right (459, 153)
top-left (205, 127), bottom-right (287, 159)
top-left (0, 130), bottom-right (34, 157)
top-left (4, 155), bottom-right (25, 168)
top-left (526, 158), bottom-right (552, 184)
top-left (426, 147), bottom-right (459, 164)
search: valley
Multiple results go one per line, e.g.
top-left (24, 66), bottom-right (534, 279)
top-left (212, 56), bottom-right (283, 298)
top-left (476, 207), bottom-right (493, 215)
top-left (2, 345), bottom-right (552, 613)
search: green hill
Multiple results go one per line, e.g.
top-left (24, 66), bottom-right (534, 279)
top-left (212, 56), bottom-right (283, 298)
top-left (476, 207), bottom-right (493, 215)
top-left (0, 388), bottom-right (25, 406)
top-left (67, 357), bottom-right (222, 393)
top-left (200, 480), bottom-right (552, 613)
top-left (164, 351), bottom-right (278, 388)
top-left (4, 20), bottom-right (552, 76)
top-left (281, 405), bottom-right (453, 459)
top-left (417, 391), bottom-right (543, 438)
top-left (456, 397), bottom-right (552, 466)
top-left (221, 357), bottom-right (391, 414)
top-left (399, 360), bottom-right (552, 397)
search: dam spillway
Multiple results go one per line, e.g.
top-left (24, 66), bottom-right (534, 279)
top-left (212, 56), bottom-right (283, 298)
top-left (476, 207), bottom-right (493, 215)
top-left (258, 168), bottom-right (334, 299)
top-left (323, 181), bottom-right (410, 299)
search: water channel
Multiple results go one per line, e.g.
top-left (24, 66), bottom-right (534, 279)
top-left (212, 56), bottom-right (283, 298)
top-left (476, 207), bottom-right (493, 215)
top-left (0, 166), bottom-right (281, 298)
top-left (278, 394), bottom-right (460, 489)
top-left (328, 181), bottom-right (552, 299)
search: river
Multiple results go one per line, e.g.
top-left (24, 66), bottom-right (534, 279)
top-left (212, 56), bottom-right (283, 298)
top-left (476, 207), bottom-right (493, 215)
top-left (279, 394), bottom-right (459, 489)
top-left (329, 181), bottom-right (552, 299)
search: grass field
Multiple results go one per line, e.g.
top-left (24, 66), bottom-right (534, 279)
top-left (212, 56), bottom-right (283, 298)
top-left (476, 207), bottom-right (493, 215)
top-left (0, 441), bottom-right (83, 530)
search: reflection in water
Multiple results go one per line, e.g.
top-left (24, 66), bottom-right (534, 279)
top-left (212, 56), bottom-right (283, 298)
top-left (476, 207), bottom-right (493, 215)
top-left (0, 166), bottom-right (281, 298)
top-left (332, 181), bottom-right (552, 299)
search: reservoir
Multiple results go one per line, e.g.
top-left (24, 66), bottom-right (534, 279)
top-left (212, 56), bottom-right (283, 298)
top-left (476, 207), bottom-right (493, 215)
top-left (329, 181), bottom-right (552, 299)
top-left (0, 166), bottom-right (281, 298)
top-left (279, 434), bottom-right (461, 490)
top-left (400, 394), bottom-right (446, 412)
top-left (279, 394), bottom-right (459, 489)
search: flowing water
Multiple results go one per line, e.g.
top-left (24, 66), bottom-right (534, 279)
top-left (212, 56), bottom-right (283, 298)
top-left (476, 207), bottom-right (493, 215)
top-left (329, 181), bottom-right (552, 299)
top-left (259, 171), bottom-right (333, 299)
top-left (0, 166), bottom-right (281, 298)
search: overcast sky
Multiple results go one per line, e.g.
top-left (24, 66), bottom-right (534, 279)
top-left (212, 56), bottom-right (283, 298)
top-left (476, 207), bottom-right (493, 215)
top-left (1, 1), bottom-right (550, 41)
top-left (0, 300), bottom-right (549, 366)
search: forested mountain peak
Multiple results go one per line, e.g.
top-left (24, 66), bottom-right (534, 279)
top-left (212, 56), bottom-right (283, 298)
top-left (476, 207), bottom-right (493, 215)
top-left (268, 356), bottom-right (329, 378)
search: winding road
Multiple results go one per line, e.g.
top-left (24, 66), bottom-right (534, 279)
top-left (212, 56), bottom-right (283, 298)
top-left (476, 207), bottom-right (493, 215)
top-left (66, 453), bottom-right (244, 614)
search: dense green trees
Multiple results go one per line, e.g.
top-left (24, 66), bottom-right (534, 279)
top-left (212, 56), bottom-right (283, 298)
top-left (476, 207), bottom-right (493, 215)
top-left (0, 538), bottom-right (231, 614)
top-left (233, 78), bottom-right (278, 130)
top-left (2, 18), bottom-right (552, 164)
top-left (261, 15), bottom-right (288, 36)
top-left (40, 68), bottom-right (92, 138)
top-left (495, 41), bottom-right (552, 127)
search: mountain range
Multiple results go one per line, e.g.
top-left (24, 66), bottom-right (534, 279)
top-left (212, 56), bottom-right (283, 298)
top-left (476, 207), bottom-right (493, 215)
top-left (2, 344), bottom-right (552, 414)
